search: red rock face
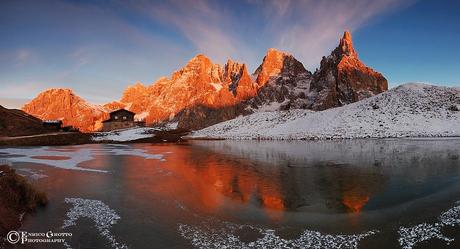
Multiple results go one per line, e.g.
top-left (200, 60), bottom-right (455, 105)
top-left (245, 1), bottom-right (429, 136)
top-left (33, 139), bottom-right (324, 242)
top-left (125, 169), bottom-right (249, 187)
top-left (120, 50), bottom-right (311, 129)
top-left (103, 101), bottom-right (126, 112)
top-left (21, 32), bottom-right (387, 131)
top-left (310, 31), bottom-right (388, 110)
top-left (255, 48), bottom-right (287, 86)
top-left (251, 49), bottom-right (312, 110)
top-left (21, 50), bottom-right (312, 131)
top-left (117, 55), bottom-right (261, 128)
top-left (254, 48), bottom-right (309, 87)
top-left (224, 60), bottom-right (257, 99)
top-left (22, 89), bottom-right (108, 132)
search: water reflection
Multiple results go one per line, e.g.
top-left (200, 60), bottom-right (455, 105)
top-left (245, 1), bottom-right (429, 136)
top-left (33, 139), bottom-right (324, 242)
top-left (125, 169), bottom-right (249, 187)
top-left (121, 145), bottom-right (286, 220)
top-left (117, 140), bottom-right (441, 222)
top-left (184, 139), bottom-right (460, 215)
top-left (10, 139), bottom-right (460, 248)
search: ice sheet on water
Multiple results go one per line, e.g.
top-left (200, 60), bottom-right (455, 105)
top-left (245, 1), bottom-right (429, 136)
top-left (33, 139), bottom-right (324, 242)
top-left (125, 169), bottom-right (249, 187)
top-left (398, 201), bottom-right (460, 249)
top-left (0, 147), bottom-right (101, 172)
top-left (0, 145), bottom-right (164, 173)
top-left (178, 222), bottom-right (377, 249)
top-left (180, 200), bottom-right (460, 248)
top-left (62, 198), bottom-right (128, 249)
top-left (16, 168), bottom-right (48, 179)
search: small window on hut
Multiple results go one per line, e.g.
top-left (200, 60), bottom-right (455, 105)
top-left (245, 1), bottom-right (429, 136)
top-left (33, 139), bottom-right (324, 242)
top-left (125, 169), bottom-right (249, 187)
top-left (123, 116), bottom-right (127, 120)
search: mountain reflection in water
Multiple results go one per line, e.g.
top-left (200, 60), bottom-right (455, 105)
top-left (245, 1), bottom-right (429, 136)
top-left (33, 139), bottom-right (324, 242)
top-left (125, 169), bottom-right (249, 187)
top-left (177, 142), bottom-right (387, 215)
top-left (5, 139), bottom-right (460, 248)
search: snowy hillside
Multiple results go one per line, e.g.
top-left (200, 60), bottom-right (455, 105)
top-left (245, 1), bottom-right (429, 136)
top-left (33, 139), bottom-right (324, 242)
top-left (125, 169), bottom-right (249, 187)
top-left (189, 83), bottom-right (460, 140)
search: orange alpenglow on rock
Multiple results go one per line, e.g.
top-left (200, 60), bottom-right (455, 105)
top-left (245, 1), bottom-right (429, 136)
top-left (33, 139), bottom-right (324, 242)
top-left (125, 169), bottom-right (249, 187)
top-left (339, 31), bottom-right (357, 57)
top-left (21, 31), bottom-right (388, 132)
top-left (224, 59), bottom-right (257, 99)
top-left (310, 30), bottom-right (388, 110)
top-left (122, 54), bottom-right (258, 125)
top-left (255, 48), bottom-right (288, 86)
top-left (22, 88), bottom-right (108, 132)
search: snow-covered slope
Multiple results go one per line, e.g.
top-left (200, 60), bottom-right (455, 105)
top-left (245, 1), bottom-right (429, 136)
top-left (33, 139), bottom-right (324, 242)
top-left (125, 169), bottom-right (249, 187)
top-left (92, 127), bottom-right (156, 142)
top-left (189, 83), bottom-right (460, 140)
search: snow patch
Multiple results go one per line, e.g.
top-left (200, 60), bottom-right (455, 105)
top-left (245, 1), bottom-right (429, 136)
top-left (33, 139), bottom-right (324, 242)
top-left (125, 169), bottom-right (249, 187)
top-left (210, 83), bottom-right (223, 91)
top-left (92, 127), bottom-right (155, 142)
top-left (165, 122), bottom-right (179, 130)
top-left (257, 99), bottom-right (290, 112)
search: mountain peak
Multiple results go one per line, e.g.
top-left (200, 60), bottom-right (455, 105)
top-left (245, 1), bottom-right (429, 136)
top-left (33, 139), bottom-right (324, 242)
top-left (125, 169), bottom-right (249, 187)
top-left (189, 54), bottom-right (211, 63)
top-left (34, 88), bottom-right (76, 100)
top-left (22, 88), bottom-right (107, 132)
top-left (42, 88), bottom-right (73, 94)
top-left (254, 48), bottom-right (307, 85)
top-left (171, 54), bottom-right (217, 81)
top-left (224, 59), bottom-right (247, 72)
top-left (337, 30), bottom-right (357, 57)
top-left (310, 30), bottom-right (387, 110)
top-left (343, 30), bottom-right (352, 42)
top-left (225, 59), bottom-right (246, 68)
top-left (182, 53), bottom-right (213, 69)
top-left (266, 48), bottom-right (291, 58)
top-left (222, 59), bottom-right (254, 97)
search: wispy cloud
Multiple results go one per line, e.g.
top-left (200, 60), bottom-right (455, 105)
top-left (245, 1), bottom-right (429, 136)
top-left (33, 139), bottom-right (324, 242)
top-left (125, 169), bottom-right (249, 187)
top-left (136, 0), bottom-right (257, 65)
top-left (0, 0), bottom-right (418, 102)
top-left (130, 0), bottom-right (414, 71)
top-left (252, 0), bottom-right (416, 69)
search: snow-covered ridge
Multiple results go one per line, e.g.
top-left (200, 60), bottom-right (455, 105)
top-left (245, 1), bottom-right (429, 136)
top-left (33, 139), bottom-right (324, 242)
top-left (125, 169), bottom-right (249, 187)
top-left (189, 83), bottom-right (460, 140)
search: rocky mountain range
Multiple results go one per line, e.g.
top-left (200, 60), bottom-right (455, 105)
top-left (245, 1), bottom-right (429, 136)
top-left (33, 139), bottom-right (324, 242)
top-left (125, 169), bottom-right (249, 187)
top-left (21, 31), bottom-right (388, 132)
top-left (190, 83), bottom-right (460, 140)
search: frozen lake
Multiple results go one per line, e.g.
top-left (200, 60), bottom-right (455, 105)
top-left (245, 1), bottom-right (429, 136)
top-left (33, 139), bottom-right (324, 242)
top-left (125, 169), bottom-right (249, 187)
top-left (1, 138), bottom-right (460, 248)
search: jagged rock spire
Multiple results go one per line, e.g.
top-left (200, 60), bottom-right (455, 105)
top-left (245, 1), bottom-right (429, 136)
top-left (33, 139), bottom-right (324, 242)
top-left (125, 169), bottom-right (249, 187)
top-left (335, 30), bottom-right (357, 58)
top-left (310, 30), bottom-right (388, 110)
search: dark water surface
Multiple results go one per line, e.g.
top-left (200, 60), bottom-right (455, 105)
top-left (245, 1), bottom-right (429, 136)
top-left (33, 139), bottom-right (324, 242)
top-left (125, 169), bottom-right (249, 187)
top-left (1, 139), bottom-right (460, 249)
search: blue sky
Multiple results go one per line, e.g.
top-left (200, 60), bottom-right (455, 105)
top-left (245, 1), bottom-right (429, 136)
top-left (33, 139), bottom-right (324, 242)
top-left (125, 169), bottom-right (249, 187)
top-left (0, 0), bottom-right (459, 108)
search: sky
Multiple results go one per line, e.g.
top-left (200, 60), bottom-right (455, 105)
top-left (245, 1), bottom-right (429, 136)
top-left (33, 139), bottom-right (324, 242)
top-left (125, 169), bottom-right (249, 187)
top-left (0, 0), bottom-right (459, 108)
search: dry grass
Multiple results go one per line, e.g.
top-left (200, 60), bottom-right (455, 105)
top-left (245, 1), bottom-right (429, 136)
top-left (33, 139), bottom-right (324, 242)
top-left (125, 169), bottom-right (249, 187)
top-left (0, 165), bottom-right (47, 236)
